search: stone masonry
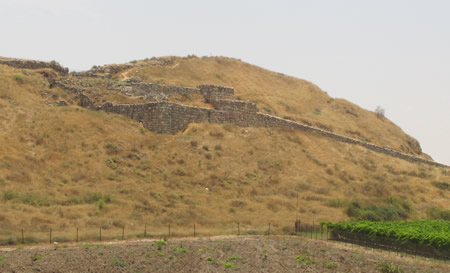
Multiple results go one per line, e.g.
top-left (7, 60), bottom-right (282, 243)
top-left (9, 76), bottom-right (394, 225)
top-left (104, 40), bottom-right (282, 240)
top-left (75, 81), bottom-right (449, 168)
top-left (7, 56), bottom-right (441, 169)
top-left (0, 57), bottom-right (68, 75)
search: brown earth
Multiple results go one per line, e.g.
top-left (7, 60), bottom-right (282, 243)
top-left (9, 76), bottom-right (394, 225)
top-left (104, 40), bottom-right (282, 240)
top-left (0, 236), bottom-right (448, 273)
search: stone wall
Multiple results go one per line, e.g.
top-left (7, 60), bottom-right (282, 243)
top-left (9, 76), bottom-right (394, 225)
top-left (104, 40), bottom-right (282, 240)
top-left (89, 99), bottom-right (448, 168)
top-left (0, 58), bottom-right (68, 75)
top-left (198, 85), bottom-right (234, 102)
top-left (211, 100), bottom-right (258, 114)
top-left (110, 82), bottom-right (202, 101)
top-left (109, 82), bottom-right (235, 103)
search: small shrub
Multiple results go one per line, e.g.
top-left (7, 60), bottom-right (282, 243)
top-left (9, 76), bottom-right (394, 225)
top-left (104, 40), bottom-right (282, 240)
top-left (174, 247), bottom-right (187, 253)
top-left (0, 256), bottom-right (6, 262)
top-left (227, 256), bottom-right (241, 261)
top-left (3, 190), bottom-right (18, 201)
top-left (425, 206), bottom-right (450, 220)
top-left (375, 106), bottom-right (385, 119)
top-left (376, 261), bottom-right (404, 273)
top-left (173, 168), bottom-right (186, 176)
top-left (153, 240), bottom-right (167, 246)
top-left (104, 142), bottom-right (120, 155)
top-left (345, 198), bottom-right (412, 221)
top-left (112, 257), bottom-right (127, 267)
top-left (33, 254), bottom-right (42, 261)
top-left (190, 140), bottom-right (198, 147)
top-left (202, 145), bottom-right (209, 151)
top-left (13, 75), bottom-right (24, 83)
top-left (324, 261), bottom-right (335, 269)
top-left (295, 255), bottom-right (312, 264)
top-left (206, 257), bottom-right (215, 262)
top-left (223, 262), bottom-right (238, 269)
top-left (431, 181), bottom-right (449, 191)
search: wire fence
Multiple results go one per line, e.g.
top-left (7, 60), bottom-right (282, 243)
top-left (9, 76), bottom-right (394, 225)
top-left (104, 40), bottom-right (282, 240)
top-left (1, 221), bottom-right (448, 262)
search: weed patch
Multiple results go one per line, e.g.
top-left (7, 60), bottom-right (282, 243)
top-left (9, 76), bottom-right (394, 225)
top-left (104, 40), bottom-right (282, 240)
top-left (223, 262), bottom-right (238, 269)
top-left (295, 255), bottom-right (312, 264)
top-left (431, 181), bottom-right (449, 191)
top-left (112, 257), bottom-right (127, 267)
top-left (376, 261), bottom-right (404, 273)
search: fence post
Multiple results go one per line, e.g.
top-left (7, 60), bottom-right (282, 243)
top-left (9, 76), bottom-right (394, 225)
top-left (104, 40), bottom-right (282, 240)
top-left (22, 229), bottom-right (24, 244)
top-left (100, 227), bottom-right (102, 241)
top-left (122, 226), bottom-right (125, 240)
top-left (315, 222), bottom-right (318, 240)
top-left (169, 224), bottom-right (171, 239)
top-left (194, 224), bottom-right (196, 237)
top-left (50, 228), bottom-right (52, 244)
top-left (268, 223), bottom-right (270, 235)
top-left (76, 227), bottom-right (79, 242)
top-left (310, 224), bottom-right (312, 239)
top-left (238, 223), bottom-right (240, 235)
top-left (144, 225), bottom-right (147, 238)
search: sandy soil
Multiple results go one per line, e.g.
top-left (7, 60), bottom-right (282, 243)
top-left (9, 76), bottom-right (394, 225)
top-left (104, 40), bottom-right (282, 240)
top-left (0, 236), bottom-right (448, 273)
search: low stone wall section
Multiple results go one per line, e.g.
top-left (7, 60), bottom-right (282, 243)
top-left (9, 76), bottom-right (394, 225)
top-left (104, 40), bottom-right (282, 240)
top-left (93, 101), bottom-right (448, 168)
top-left (211, 100), bottom-right (258, 114)
top-left (110, 82), bottom-right (202, 101)
top-left (109, 82), bottom-right (235, 103)
top-left (198, 85), bottom-right (234, 102)
top-left (0, 58), bottom-right (68, 75)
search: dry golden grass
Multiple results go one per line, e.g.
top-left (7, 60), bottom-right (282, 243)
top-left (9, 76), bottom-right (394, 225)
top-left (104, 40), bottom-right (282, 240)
top-left (124, 56), bottom-right (427, 157)
top-left (0, 61), bottom-right (448, 244)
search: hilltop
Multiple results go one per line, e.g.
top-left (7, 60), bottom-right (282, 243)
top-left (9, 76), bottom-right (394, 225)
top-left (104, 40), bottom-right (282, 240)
top-left (0, 56), bottom-right (448, 242)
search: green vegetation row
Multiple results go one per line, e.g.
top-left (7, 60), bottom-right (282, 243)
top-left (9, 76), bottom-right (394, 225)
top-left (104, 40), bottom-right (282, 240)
top-left (321, 220), bottom-right (450, 252)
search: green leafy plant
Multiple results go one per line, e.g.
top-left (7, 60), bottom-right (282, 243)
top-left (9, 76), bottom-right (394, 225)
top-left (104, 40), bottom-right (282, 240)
top-left (153, 240), bottom-right (167, 246)
top-left (227, 256), bottom-right (241, 261)
top-left (324, 261), bottom-right (335, 269)
top-left (0, 256), bottom-right (7, 262)
top-left (322, 220), bottom-right (450, 252)
top-left (376, 262), bottom-right (404, 273)
top-left (33, 254), bottom-right (42, 261)
top-left (174, 247), bottom-right (187, 253)
top-left (206, 257), bottom-right (215, 262)
top-left (112, 257), bottom-right (127, 267)
top-left (13, 75), bottom-right (24, 83)
top-left (223, 262), bottom-right (238, 269)
top-left (296, 255), bottom-right (312, 264)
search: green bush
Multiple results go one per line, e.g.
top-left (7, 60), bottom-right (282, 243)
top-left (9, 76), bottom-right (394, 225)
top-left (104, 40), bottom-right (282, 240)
top-left (426, 206), bottom-right (450, 220)
top-left (376, 262), bottom-right (404, 273)
top-left (345, 198), bottom-right (412, 221)
top-left (431, 181), bottom-right (449, 190)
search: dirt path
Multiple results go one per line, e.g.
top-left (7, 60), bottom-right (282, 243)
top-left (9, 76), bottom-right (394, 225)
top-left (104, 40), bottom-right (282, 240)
top-left (0, 235), bottom-right (448, 272)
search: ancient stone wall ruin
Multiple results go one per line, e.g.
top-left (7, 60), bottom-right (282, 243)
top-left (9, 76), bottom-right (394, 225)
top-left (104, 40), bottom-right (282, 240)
top-left (0, 58), bottom-right (68, 75)
top-left (90, 98), bottom-right (447, 168)
top-left (42, 71), bottom-right (448, 168)
top-left (109, 82), bottom-right (235, 103)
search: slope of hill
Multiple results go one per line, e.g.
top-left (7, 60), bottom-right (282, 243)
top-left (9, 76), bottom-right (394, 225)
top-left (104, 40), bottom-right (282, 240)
top-left (0, 56), bottom-right (448, 243)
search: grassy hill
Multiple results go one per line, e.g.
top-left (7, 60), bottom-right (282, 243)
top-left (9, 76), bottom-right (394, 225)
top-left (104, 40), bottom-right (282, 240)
top-left (0, 56), bottom-right (448, 243)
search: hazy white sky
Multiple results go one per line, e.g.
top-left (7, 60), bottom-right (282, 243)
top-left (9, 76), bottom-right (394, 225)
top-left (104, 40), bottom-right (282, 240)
top-left (1, 0), bottom-right (449, 165)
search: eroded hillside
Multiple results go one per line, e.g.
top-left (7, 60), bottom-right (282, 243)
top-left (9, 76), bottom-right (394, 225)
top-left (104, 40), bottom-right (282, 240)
top-left (0, 57), bottom-right (448, 243)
